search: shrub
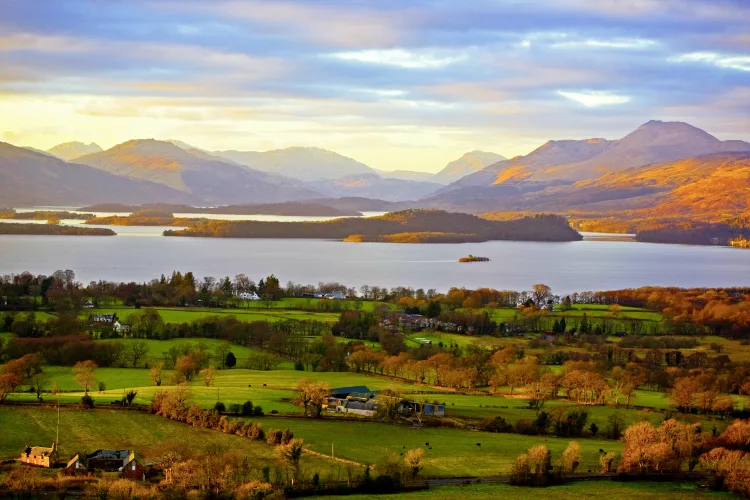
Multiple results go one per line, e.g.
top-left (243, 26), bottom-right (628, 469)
top-left (266, 429), bottom-right (283, 445)
top-left (481, 416), bottom-right (512, 433)
top-left (253, 405), bottom-right (264, 416)
top-left (228, 403), bottom-right (241, 415)
top-left (281, 429), bottom-right (294, 445)
top-left (80, 394), bottom-right (95, 408)
top-left (515, 419), bottom-right (537, 435)
top-left (214, 401), bottom-right (226, 413)
top-left (98, 382), bottom-right (106, 392)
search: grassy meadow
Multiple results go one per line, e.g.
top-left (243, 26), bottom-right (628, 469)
top-left (87, 306), bottom-right (340, 324)
top-left (256, 416), bottom-right (620, 477)
top-left (322, 481), bottom-right (731, 500)
top-left (0, 406), bottom-right (334, 474)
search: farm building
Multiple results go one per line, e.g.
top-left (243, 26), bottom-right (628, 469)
top-left (20, 443), bottom-right (59, 468)
top-left (338, 400), bottom-right (378, 417)
top-left (90, 314), bottom-right (116, 324)
top-left (330, 386), bottom-right (371, 399)
top-left (122, 452), bottom-right (147, 480)
top-left (237, 291), bottom-right (260, 301)
top-left (86, 449), bottom-right (138, 472)
top-left (65, 454), bottom-right (87, 474)
top-left (399, 401), bottom-right (446, 417)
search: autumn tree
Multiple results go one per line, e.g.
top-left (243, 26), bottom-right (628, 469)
top-left (295, 378), bottom-right (330, 418)
top-left (174, 355), bottom-right (199, 382)
top-left (277, 439), bottom-right (305, 484)
top-left (200, 366), bottom-right (216, 387)
top-left (404, 448), bottom-right (424, 479)
top-left (532, 284), bottom-right (552, 306)
top-left (72, 360), bottom-right (97, 394)
top-left (670, 376), bottom-right (701, 412)
top-left (528, 444), bottom-right (552, 477)
top-left (560, 441), bottom-right (581, 474)
top-left (149, 363), bottom-right (163, 386)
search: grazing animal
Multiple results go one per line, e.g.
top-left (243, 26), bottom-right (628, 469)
top-left (263, 384), bottom-right (267, 387)
top-left (599, 449), bottom-right (604, 453)
top-left (476, 443), bottom-right (481, 447)
top-left (248, 385), bottom-right (252, 387)
top-left (425, 443), bottom-right (429, 446)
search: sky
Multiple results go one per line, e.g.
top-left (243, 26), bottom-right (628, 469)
top-left (1, 0), bottom-right (749, 173)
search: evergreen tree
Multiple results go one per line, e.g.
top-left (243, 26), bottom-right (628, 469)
top-left (580, 313), bottom-right (590, 334)
top-left (225, 352), bottom-right (237, 369)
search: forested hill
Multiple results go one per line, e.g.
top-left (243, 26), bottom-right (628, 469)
top-left (164, 210), bottom-right (581, 242)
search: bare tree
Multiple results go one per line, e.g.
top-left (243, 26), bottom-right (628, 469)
top-left (127, 340), bottom-right (149, 368)
top-left (31, 373), bottom-right (48, 402)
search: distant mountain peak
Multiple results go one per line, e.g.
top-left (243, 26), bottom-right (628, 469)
top-left (433, 150), bottom-right (506, 184)
top-left (211, 146), bottom-right (375, 181)
top-left (47, 141), bottom-right (103, 161)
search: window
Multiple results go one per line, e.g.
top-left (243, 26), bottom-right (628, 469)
top-left (132, 463), bottom-right (136, 471)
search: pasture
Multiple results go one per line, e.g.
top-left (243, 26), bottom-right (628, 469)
top-left (0, 406), bottom-right (334, 474)
top-left (255, 416), bottom-right (621, 477)
top-left (84, 306), bottom-right (340, 324)
top-left (323, 481), bottom-right (730, 499)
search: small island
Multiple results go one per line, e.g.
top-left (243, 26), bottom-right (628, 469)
top-left (0, 209), bottom-right (95, 221)
top-left (85, 210), bottom-right (198, 227)
top-left (164, 210), bottom-right (583, 243)
top-left (0, 223), bottom-right (115, 236)
top-left (458, 254), bottom-right (490, 262)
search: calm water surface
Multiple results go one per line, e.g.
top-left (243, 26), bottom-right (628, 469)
top-left (0, 232), bottom-right (748, 292)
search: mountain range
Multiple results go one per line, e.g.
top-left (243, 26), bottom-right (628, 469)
top-left (3, 120), bottom-right (749, 222)
top-left (425, 120), bottom-right (750, 214)
top-left (0, 142), bottom-right (193, 206)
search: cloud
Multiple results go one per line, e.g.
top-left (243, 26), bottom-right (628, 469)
top-left (558, 90), bottom-right (631, 107)
top-left (551, 38), bottom-right (658, 50)
top-left (0, 0), bottom-right (749, 170)
top-left (671, 52), bottom-right (750, 72)
top-left (328, 49), bottom-right (464, 69)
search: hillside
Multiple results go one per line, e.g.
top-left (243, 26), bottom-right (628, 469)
top-left (212, 146), bottom-right (375, 181)
top-left (47, 141), bottom-right (103, 161)
top-left (165, 209), bottom-right (582, 242)
top-left (0, 142), bottom-right (195, 206)
top-left (434, 150), bottom-right (507, 184)
top-left (429, 121), bottom-right (750, 211)
top-left (307, 173), bottom-right (442, 202)
top-left (75, 139), bottom-right (322, 204)
top-left (477, 152), bottom-right (750, 235)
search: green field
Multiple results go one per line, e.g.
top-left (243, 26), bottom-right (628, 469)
top-left (255, 417), bottom-right (621, 477)
top-left (8, 366), bottom-right (452, 412)
top-left (487, 305), bottom-right (663, 324)
top-left (85, 306), bottom-right (340, 324)
top-left (103, 337), bottom-right (295, 368)
top-left (0, 406), bottom-right (333, 474)
top-left (322, 481), bottom-right (730, 499)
